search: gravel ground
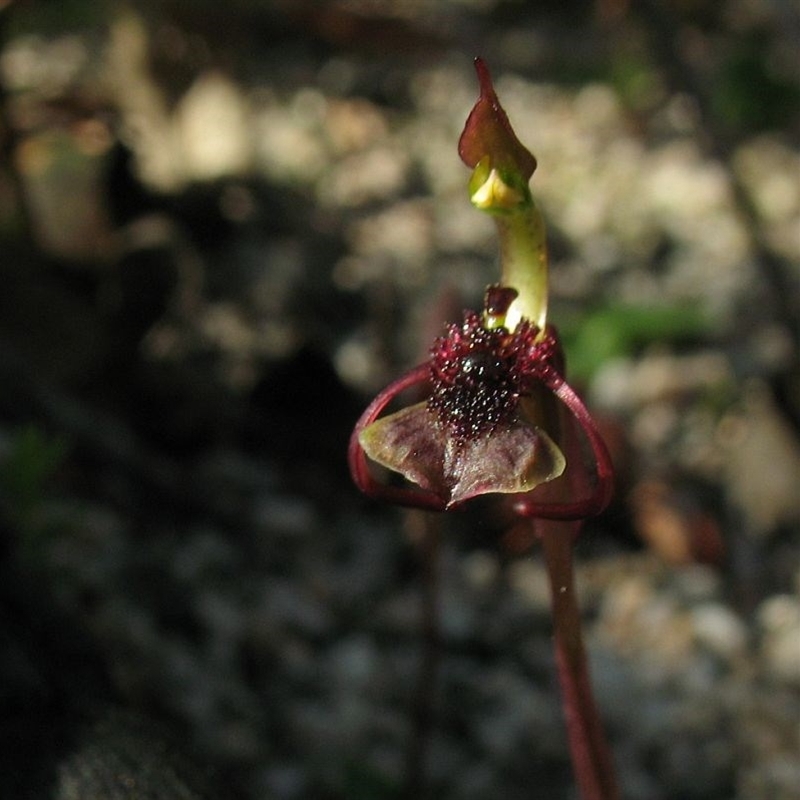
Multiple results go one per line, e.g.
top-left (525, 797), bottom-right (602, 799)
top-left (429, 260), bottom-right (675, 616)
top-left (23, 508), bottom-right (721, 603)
top-left (0, 2), bottom-right (798, 799)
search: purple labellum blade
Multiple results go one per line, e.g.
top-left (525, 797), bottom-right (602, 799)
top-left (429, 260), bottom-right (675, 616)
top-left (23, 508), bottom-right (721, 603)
top-left (446, 419), bottom-right (565, 507)
top-left (358, 402), bottom-right (448, 498)
top-left (358, 400), bottom-right (565, 509)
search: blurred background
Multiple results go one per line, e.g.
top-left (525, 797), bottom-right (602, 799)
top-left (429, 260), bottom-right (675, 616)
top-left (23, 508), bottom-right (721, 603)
top-left (0, 0), bottom-right (797, 798)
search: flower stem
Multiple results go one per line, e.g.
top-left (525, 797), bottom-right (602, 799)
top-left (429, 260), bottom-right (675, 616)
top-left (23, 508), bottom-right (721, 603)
top-left (496, 202), bottom-right (548, 332)
top-left (537, 519), bottom-right (619, 800)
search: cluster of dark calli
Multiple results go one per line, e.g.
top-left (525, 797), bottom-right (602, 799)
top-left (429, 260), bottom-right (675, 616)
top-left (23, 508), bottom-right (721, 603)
top-left (427, 287), bottom-right (561, 443)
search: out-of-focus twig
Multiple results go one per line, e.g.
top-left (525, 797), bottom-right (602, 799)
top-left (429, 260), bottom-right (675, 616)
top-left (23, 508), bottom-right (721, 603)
top-left (402, 509), bottom-right (442, 800)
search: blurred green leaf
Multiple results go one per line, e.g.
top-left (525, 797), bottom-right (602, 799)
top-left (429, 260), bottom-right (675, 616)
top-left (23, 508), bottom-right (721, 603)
top-left (0, 423), bottom-right (69, 537)
top-left (560, 303), bottom-right (710, 382)
top-left (714, 37), bottom-right (800, 133)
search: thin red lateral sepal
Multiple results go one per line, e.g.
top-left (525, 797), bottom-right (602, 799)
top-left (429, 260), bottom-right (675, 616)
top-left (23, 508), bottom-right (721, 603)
top-left (512, 377), bottom-right (614, 522)
top-left (348, 364), bottom-right (447, 512)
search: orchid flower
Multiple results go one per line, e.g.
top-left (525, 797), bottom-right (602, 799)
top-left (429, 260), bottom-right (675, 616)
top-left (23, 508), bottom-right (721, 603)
top-left (348, 58), bottom-right (621, 800)
top-left (348, 59), bottom-right (613, 522)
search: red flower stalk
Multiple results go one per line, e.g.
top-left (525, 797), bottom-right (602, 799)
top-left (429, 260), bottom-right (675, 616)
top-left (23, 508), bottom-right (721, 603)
top-left (348, 58), bottom-right (619, 800)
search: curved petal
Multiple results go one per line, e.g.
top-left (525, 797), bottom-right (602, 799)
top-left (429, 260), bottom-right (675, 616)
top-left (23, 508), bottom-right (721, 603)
top-left (512, 378), bottom-right (615, 521)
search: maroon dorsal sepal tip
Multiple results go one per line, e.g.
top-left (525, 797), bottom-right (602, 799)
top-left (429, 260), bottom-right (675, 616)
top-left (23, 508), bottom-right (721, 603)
top-left (458, 57), bottom-right (537, 179)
